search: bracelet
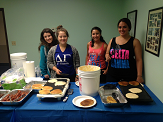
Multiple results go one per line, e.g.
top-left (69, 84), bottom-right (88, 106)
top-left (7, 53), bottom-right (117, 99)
top-left (76, 74), bottom-right (79, 79)
top-left (137, 75), bottom-right (142, 77)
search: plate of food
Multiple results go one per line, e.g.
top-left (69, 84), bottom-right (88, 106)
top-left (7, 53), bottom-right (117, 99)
top-left (72, 95), bottom-right (96, 108)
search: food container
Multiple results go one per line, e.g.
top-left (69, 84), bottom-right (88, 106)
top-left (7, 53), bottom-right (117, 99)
top-left (119, 82), bottom-right (153, 103)
top-left (23, 80), bottom-right (47, 93)
top-left (78, 65), bottom-right (100, 96)
top-left (0, 90), bottom-right (10, 99)
top-left (37, 78), bottom-right (70, 100)
top-left (98, 86), bottom-right (127, 107)
top-left (0, 89), bottom-right (32, 105)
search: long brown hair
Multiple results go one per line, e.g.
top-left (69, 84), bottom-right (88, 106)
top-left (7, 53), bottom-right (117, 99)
top-left (38, 28), bottom-right (58, 51)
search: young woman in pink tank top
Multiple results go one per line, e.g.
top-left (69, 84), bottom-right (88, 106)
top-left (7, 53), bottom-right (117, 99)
top-left (85, 27), bottom-right (108, 83)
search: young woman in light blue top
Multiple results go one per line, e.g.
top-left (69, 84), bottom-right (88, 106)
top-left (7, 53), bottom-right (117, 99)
top-left (38, 28), bottom-right (58, 79)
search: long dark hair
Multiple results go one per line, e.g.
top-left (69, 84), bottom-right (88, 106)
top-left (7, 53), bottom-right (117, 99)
top-left (91, 27), bottom-right (106, 47)
top-left (38, 28), bottom-right (58, 51)
top-left (117, 18), bottom-right (131, 31)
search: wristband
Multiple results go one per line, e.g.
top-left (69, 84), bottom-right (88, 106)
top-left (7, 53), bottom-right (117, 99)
top-left (76, 74), bottom-right (78, 76)
top-left (137, 75), bottom-right (142, 77)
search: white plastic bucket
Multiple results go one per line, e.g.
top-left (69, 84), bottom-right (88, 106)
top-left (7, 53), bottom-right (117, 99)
top-left (78, 65), bottom-right (100, 96)
top-left (10, 52), bottom-right (27, 68)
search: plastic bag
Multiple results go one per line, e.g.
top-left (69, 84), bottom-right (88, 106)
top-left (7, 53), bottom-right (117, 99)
top-left (1, 67), bottom-right (24, 83)
top-left (0, 67), bottom-right (26, 90)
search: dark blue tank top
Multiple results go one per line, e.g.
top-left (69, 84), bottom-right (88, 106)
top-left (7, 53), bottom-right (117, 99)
top-left (55, 44), bottom-right (75, 77)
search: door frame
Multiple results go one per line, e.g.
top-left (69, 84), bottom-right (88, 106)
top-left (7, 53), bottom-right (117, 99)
top-left (0, 8), bottom-right (11, 67)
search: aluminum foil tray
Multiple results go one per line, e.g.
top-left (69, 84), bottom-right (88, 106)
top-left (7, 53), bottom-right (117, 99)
top-left (0, 89), bottom-right (32, 105)
top-left (23, 80), bottom-right (47, 93)
top-left (0, 90), bottom-right (10, 99)
top-left (37, 78), bottom-right (70, 100)
top-left (98, 86), bottom-right (127, 107)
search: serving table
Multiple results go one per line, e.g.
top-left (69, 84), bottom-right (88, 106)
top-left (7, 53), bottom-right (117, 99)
top-left (0, 82), bottom-right (163, 122)
top-left (0, 105), bottom-right (16, 122)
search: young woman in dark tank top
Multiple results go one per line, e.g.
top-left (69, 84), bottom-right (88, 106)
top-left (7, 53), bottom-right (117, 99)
top-left (105, 18), bottom-right (144, 83)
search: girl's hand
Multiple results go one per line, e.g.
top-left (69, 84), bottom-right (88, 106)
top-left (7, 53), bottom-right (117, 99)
top-left (136, 76), bottom-right (144, 83)
top-left (44, 74), bottom-right (49, 79)
top-left (102, 69), bottom-right (108, 75)
top-left (105, 53), bottom-right (111, 62)
top-left (75, 75), bottom-right (79, 82)
top-left (56, 69), bottom-right (62, 75)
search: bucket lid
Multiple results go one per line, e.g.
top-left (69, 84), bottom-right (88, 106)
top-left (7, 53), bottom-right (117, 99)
top-left (10, 52), bottom-right (27, 59)
top-left (78, 65), bottom-right (100, 72)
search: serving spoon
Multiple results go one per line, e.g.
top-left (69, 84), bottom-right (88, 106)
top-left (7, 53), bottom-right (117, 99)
top-left (63, 89), bottom-right (73, 102)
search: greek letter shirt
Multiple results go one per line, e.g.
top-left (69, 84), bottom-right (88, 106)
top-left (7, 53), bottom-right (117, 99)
top-left (108, 37), bottom-right (137, 78)
top-left (55, 44), bottom-right (75, 77)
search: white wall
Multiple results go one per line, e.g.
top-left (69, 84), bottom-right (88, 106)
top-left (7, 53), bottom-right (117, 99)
top-left (0, 0), bottom-right (124, 66)
top-left (123, 0), bottom-right (163, 102)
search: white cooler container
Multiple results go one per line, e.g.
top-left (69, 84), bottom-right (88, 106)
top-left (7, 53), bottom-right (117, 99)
top-left (78, 65), bottom-right (100, 96)
top-left (10, 52), bottom-right (27, 68)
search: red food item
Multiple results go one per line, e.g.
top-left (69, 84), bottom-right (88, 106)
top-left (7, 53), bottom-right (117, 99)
top-left (1, 90), bottom-right (29, 102)
top-left (2, 94), bottom-right (10, 101)
top-left (0, 93), bottom-right (5, 98)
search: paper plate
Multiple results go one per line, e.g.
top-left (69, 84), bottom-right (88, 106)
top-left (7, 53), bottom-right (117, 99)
top-left (75, 81), bottom-right (79, 87)
top-left (72, 95), bottom-right (96, 108)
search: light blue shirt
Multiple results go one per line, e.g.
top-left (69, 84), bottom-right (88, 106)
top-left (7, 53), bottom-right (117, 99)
top-left (39, 45), bottom-right (50, 77)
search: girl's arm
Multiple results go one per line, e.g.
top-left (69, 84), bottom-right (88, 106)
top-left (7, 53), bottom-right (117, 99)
top-left (47, 45), bottom-right (61, 75)
top-left (85, 42), bottom-right (90, 65)
top-left (39, 46), bottom-right (49, 77)
top-left (133, 38), bottom-right (144, 83)
top-left (105, 39), bottom-right (112, 62)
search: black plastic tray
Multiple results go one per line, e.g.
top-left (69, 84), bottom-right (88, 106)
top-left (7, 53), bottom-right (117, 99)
top-left (44, 82), bottom-right (65, 91)
top-left (45, 78), bottom-right (68, 91)
top-left (119, 83), bottom-right (153, 103)
top-left (36, 78), bottom-right (70, 100)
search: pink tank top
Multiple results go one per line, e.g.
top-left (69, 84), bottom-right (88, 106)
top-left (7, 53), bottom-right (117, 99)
top-left (87, 41), bottom-right (106, 69)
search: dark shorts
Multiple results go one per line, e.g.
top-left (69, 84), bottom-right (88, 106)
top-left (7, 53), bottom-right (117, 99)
top-left (100, 68), bottom-right (107, 83)
top-left (106, 73), bottom-right (137, 82)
